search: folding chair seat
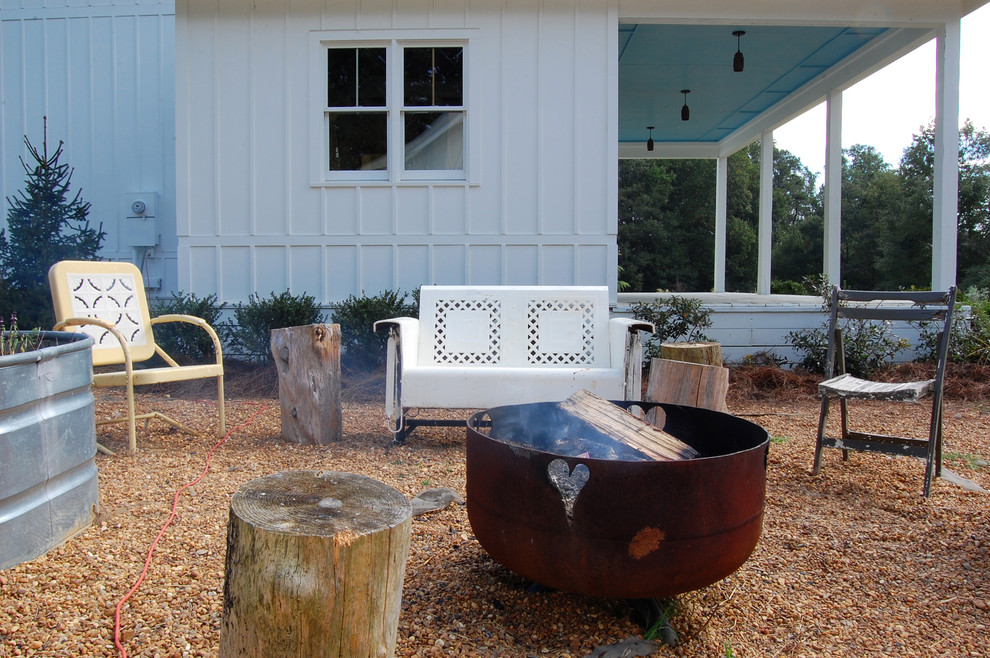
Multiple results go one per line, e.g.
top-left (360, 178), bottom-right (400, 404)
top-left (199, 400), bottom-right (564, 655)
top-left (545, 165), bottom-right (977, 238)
top-left (812, 286), bottom-right (956, 497)
top-left (49, 260), bottom-right (225, 453)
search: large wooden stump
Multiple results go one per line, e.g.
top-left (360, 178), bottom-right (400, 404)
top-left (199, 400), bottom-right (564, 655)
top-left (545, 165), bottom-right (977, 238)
top-left (647, 342), bottom-right (729, 412)
top-left (270, 324), bottom-right (342, 444)
top-left (220, 471), bottom-right (412, 658)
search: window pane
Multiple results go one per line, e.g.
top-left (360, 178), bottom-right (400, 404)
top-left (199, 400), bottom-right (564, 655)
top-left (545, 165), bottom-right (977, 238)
top-left (404, 111), bottom-right (463, 170)
top-left (403, 48), bottom-right (433, 106)
top-left (404, 47), bottom-right (463, 107)
top-left (432, 47), bottom-right (463, 106)
top-left (327, 47), bottom-right (386, 108)
top-left (327, 49), bottom-right (356, 107)
top-left (328, 112), bottom-right (387, 171)
top-left (357, 48), bottom-right (387, 107)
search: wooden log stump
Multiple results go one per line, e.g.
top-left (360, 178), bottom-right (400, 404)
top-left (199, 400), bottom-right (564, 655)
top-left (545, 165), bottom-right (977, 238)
top-left (659, 341), bottom-right (723, 366)
top-left (646, 358), bottom-right (729, 413)
top-left (220, 471), bottom-right (412, 658)
top-left (270, 324), bottom-right (342, 445)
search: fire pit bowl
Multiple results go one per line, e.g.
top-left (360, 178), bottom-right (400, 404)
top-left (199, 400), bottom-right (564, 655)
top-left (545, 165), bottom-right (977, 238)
top-left (466, 400), bottom-right (769, 599)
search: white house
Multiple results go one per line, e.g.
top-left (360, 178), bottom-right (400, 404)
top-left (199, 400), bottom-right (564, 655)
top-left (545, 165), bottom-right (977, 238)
top-left (1, 0), bottom-right (986, 359)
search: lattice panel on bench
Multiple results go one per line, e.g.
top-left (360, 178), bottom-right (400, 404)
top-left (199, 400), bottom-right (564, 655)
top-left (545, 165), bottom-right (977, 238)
top-left (527, 298), bottom-right (596, 365)
top-left (66, 272), bottom-right (148, 348)
top-left (433, 298), bottom-right (502, 364)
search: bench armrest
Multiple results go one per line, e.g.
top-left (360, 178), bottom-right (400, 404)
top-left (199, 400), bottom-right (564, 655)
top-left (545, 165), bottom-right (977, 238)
top-left (373, 317), bottom-right (420, 432)
top-left (609, 318), bottom-right (654, 401)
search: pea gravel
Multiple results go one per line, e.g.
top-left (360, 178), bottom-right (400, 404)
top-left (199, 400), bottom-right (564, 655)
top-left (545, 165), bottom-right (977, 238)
top-left (2, 377), bottom-right (989, 657)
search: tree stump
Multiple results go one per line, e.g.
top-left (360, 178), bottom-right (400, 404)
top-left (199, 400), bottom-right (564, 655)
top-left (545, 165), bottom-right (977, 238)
top-left (270, 324), bottom-right (342, 445)
top-left (220, 471), bottom-right (412, 658)
top-left (646, 358), bottom-right (729, 412)
top-left (659, 341), bottom-right (723, 366)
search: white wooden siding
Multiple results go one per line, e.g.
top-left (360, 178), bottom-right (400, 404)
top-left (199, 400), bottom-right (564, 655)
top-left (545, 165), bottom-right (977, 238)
top-left (175, 0), bottom-right (619, 305)
top-left (0, 0), bottom-right (175, 293)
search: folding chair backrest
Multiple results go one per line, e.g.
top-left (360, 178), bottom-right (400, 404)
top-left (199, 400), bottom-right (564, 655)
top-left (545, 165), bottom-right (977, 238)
top-left (49, 260), bottom-right (157, 367)
top-left (825, 287), bottom-right (956, 379)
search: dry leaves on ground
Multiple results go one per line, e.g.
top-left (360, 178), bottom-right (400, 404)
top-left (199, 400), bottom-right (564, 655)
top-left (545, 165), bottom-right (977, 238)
top-left (2, 371), bottom-right (990, 657)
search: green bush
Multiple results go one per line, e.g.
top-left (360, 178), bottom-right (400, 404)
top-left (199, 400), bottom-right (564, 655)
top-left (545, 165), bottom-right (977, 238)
top-left (330, 289), bottom-right (417, 371)
top-left (631, 295), bottom-right (713, 365)
top-left (151, 291), bottom-right (226, 363)
top-left (916, 286), bottom-right (990, 365)
top-left (786, 281), bottom-right (909, 376)
top-left (224, 290), bottom-right (325, 364)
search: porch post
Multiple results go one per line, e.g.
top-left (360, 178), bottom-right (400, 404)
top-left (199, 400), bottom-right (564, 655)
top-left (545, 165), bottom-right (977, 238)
top-left (757, 130), bottom-right (773, 295)
top-left (932, 20), bottom-right (960, 290)
top-left (823, 90), bottom-right (842, 287)
top-left (714, 155), bottom-right (728, 293)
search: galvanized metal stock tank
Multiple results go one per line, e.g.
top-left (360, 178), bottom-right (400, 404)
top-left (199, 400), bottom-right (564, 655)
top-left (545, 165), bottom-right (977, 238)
top-left (466, 400), bottom-right (769, 599)
top-left (1, 331), bottom-right (97, 570)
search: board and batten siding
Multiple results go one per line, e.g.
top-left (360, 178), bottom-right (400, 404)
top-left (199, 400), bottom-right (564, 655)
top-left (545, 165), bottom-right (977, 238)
top-left (175, 0), bottom-right (619, 305)
top-left (0, 0), bottom-right (176, 291)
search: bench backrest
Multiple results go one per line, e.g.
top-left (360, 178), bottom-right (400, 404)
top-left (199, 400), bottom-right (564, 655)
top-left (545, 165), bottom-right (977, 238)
top-left (417, 285), bottom-right (611, 368)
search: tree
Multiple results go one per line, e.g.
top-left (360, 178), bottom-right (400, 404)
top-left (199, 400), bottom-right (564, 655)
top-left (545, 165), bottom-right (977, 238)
top-left (0, 119), bottom-right (105, 327)
top-left (0, 120), bottom-right (105, 290)
top-left (894, 120), bottom-right (990, 290)
top-left (840, 144), bottom-right (901, 289)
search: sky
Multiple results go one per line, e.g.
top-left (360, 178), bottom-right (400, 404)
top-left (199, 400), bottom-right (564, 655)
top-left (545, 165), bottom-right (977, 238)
top-left (774, 3), bottom-right (990, 180)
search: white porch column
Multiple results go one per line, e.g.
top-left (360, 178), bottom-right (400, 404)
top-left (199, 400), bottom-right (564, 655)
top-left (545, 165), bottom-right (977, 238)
top-left (823, 90), bottom-right (842, 286)
top-left (757, 130), bottom-right (773, 295)
top-left (714, 155), bottom-right (728, 293)
top-left (933, 20), bottom-right (960, 290)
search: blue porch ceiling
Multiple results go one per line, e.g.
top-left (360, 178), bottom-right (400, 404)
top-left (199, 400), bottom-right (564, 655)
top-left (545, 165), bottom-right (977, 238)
top-left (618, 23), bottom-right (921, 147)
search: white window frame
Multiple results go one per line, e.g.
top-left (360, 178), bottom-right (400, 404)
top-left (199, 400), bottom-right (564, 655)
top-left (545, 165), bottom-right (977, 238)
top-left (310, 29), bottom-right (477, 186)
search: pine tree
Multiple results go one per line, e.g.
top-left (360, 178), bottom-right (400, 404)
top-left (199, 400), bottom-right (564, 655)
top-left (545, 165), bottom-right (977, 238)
top-left (0, 118), bottom-right (105, 290)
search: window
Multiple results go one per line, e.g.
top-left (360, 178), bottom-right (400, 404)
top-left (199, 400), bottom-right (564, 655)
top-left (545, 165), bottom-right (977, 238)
top-left (321, 40), bottom-right (466, 182)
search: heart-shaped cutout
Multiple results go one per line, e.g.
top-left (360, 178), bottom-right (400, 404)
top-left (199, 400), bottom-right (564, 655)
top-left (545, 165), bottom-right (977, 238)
top-left (547, 459), bottom-right (590, 524)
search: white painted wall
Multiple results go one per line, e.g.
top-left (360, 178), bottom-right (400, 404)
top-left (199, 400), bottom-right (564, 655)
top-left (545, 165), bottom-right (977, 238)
top-left (0, 0), bottom-right (176, 294)
top-left (175, 0), bottom-right (619, 305)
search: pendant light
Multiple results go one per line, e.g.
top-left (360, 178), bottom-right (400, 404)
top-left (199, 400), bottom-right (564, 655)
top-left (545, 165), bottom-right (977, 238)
top-left (680, 90), bottom-right (690, 121)
top-left (733, 30), bottom-right (746, 72)
top-left (646, 126), bottom-right (655, 151)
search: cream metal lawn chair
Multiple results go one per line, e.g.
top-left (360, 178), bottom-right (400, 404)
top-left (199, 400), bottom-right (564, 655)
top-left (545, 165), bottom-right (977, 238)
top-left (49, 260), bottom-right (225, 453)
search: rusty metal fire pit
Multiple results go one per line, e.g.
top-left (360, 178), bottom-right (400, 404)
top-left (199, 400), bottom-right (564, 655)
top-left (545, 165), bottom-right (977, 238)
top-left (466, 400), bottom-right (769, 599)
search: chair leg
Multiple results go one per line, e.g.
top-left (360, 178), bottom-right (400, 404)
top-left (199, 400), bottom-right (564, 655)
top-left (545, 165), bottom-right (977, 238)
top-left (838, 398), bottom-right (850, 462)
top-left (813, 396), bottom-right (830, 475)
top-left (217, 375), bottom-right (226, 437)
top-left (125, 379), bottom-right (138, 453)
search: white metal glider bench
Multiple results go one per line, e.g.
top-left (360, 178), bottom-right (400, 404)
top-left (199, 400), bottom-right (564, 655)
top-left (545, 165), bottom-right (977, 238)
top-left (49, 260), bottom-right (226, 454)
top-left (374, 285), bottom-right (654, 441)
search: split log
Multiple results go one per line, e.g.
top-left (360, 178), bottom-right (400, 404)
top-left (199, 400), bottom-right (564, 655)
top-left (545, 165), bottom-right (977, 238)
top-left (660, 341), bottom-right (723, 366)
top-left (220, 470), bottom-right (412, 658)
top-left (646, 358), bottom-right (729, 413)
top-left (270, 324), bottom-right (342, 445)
top-left (556, 390), bottom-right (698, 461)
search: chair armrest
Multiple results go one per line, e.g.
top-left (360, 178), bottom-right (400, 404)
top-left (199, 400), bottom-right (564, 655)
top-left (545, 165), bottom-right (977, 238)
top-left (609, 318), bottom-right (653, 401)
top-left (54, 316), bottom-right (135, 372)
top-left (150, 314), bottom-right (225, 367)
top-left (374, 317), bottom-right (420, 368)
top-left (608, 318), bottom-right (654, 368)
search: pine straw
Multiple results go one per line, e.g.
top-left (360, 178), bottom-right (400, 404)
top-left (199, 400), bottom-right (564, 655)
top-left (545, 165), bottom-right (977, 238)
top-left (2, 366), bottom-right (990, 657)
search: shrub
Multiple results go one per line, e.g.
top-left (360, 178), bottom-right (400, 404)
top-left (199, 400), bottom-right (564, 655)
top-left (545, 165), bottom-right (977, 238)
top-left (151, 291), bottom-right (226, 363)
top-left (786, 281), bottom-right (909, 376)
top-left (631, 295), bottom-right (713, 364)
top-left (330, 289), bottom-right (417, 371)
top-left (916, 286), bottom-right (990, 365)
top-left (224, 290), bottom-right (325, 364)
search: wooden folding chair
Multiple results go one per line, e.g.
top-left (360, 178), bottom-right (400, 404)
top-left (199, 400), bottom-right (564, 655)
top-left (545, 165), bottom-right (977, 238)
top-left (49, 260), bottom-right (225, 453)
top-left (812, 286), bottom-right (956, 497)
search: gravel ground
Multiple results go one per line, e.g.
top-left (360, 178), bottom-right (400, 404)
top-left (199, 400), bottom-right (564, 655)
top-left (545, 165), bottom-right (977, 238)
top-left (2, 371), bottom-right (990, 657)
